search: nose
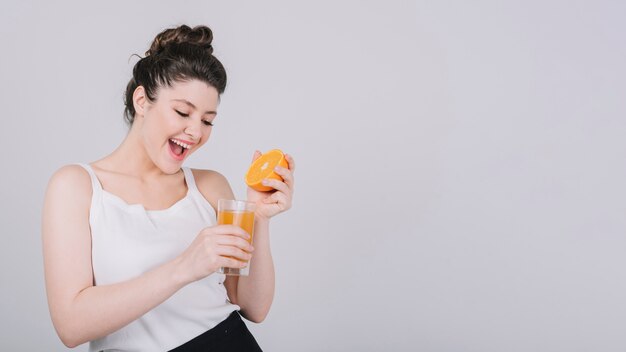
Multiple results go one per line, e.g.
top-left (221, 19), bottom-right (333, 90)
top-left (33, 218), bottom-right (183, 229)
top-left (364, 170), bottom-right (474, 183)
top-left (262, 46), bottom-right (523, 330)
top-left (185, 122), bottom-right (202, 141)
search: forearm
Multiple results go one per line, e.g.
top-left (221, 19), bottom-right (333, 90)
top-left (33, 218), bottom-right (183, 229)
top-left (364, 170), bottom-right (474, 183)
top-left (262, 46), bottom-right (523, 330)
top-left (237, 217), bottom-right (275, 322)
top-left (54, 257), bottom-right (187, 347)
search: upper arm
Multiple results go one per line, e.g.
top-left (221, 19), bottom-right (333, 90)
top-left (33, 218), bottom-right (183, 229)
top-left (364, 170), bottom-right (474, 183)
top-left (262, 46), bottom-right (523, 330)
top-left (191, 169), bottom-right (235, 212)
top-left (191, 169), bottom-right (240, 302)
top-left (42, 165), bottom-right (95, 325)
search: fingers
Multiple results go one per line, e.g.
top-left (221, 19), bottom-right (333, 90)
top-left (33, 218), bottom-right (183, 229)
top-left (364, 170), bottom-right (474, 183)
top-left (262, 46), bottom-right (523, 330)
top-left (217, 246), bottom-right (252, 262)
top-left (185, 225), bottom-right (255, 279)
top-left (261, 177), bottom-right (290, 194)
top-left (222, 257), bottom-right (249, 269)
top-left (284, 153), bottom-right (296, 173)
top-left (204, 224), bottom-right (254, 252)
top-left (252, 150), bottom-right (262, 163)
top-left (215, 233), bottom-right (254, 252)
top-left (209, 226), bottom-right (254, 266)
top-left (263, 190), bottom-right (290, 209)
top-left (210, 224), bottom-right (251, 241)
top-left (273, 166), bottom-right (294, 190)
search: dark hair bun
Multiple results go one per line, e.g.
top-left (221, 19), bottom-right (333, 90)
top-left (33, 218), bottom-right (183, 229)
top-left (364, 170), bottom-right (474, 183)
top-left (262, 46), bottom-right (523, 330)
top-left (124, 24), bottom-right (227, 126)
top-left (146, 24), bottom-right (214, 56)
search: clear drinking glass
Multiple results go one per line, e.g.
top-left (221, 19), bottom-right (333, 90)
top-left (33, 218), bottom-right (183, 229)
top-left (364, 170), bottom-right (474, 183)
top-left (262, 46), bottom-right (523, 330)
top-left (216, 199), bottom-right (255, 276)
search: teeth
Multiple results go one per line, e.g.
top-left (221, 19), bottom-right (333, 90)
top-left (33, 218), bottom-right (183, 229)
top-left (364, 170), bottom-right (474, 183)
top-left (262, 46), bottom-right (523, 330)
top-left (170, 139), bottom-right (191, 149)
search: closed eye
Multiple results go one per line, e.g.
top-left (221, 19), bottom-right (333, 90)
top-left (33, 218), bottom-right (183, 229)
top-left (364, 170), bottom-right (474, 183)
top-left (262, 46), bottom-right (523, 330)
top-left (176, 109), bottom-right (213, 126)
top-left (175, 110), bottom-right (189, 118)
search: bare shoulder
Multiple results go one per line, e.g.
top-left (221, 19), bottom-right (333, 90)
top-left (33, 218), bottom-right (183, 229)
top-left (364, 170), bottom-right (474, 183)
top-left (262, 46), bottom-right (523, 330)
top-left (189, 168), bottom-right (235, 209)
top-left (43, 164), bottom-right (94, 222)
top-left (48, 165), bottom-right (91, 194)
top-left (46, 164), bottom-right (93, 201)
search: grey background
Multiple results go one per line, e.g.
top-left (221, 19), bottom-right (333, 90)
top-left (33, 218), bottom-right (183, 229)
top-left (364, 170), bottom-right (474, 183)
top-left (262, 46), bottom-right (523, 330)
top-left (1, 0), bottom-right (625, 351)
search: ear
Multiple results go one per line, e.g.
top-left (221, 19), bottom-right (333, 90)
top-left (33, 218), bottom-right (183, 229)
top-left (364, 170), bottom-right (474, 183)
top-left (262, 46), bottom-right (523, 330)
top-left (132, 86), bottom-right (148, 117)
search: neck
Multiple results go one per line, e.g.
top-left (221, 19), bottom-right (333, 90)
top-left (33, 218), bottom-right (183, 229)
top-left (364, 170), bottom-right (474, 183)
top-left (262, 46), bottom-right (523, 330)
top-left (98, 119), bottom-right (177, 179)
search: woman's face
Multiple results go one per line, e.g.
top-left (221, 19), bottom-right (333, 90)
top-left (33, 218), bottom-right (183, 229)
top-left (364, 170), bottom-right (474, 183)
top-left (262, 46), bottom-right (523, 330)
top-left (139, 79), bottom-right (219, 174)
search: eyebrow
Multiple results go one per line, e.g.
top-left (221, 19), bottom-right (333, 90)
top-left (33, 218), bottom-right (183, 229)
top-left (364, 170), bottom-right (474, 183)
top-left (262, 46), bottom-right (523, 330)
top-left (171, 99), bottom-right (217, 115)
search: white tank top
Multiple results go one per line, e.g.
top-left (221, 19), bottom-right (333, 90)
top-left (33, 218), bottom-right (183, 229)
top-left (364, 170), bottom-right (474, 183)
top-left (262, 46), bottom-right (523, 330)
top-left (77, 163), bottom-right (239, 352)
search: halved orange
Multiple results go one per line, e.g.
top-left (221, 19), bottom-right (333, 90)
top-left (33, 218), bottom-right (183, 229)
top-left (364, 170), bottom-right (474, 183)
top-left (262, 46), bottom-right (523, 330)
top-left (245, 149), bottom-right (289, 192)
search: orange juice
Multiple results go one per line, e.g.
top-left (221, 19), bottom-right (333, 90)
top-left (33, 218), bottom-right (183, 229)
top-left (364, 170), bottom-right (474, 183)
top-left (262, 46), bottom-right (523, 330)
top-left (216, 199), bottom-right (256, 276)
top-left (218, 210), bottom-right (255, 261)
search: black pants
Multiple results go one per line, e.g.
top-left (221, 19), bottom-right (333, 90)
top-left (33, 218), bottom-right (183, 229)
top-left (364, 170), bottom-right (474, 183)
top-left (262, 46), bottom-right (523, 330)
top-left (169, 311), bottom-right (263, 352)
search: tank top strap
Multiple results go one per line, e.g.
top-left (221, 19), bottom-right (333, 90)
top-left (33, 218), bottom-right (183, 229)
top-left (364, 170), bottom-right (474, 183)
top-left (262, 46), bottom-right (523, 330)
top-left (75, 163), bottom-right (104, 194)
top-left (182, 167), bottom-right (201, 195)
top-left (182, 167), bottom-right (217, 219)
top-left (75, 163), bottom-right (104, 224)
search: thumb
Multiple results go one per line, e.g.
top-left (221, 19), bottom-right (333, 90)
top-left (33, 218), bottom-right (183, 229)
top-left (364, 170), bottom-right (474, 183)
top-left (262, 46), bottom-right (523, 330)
top-left (251, 150), bottom-right (262, 162)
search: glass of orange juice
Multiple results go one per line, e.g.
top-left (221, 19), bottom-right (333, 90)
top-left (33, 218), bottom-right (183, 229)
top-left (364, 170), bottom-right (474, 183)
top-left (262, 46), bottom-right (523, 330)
top-left (216, 199), bottom-right (256, 276)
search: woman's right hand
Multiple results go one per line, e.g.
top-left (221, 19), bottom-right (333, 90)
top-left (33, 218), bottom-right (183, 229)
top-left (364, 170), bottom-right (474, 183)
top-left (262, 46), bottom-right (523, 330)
top-left (177, 225), bottom-right (254, 283)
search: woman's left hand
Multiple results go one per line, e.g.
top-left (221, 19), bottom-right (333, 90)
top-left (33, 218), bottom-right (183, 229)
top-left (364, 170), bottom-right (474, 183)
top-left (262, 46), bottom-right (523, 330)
top-left (247, 151), bottom-right (295, 221)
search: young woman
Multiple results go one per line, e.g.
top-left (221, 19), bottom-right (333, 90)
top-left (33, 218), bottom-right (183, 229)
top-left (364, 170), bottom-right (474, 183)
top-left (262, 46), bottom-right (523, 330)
top-left (42, 24), bottom-right (295, 351)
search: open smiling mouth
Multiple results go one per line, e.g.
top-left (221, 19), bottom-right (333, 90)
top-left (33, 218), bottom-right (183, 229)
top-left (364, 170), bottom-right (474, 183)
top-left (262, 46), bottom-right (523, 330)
top-left (168, 138), bottom-right (191, 160)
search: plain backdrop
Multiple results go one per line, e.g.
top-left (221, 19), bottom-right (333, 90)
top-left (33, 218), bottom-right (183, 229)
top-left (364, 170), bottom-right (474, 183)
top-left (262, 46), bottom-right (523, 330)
top-left (1, 0), bottom-right (625, 351)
